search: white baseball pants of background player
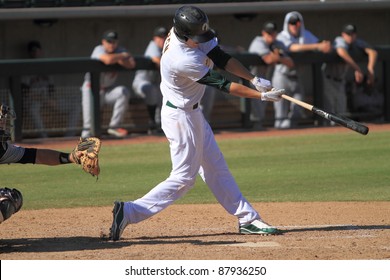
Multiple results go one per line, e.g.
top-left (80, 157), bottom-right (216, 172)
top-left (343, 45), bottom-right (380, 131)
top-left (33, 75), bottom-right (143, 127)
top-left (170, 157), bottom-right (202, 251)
top-left (81, 83), bottom-right (130, 138)
top-left (133, 81), bottom-right (162, 107)
top-left (132, 81), bottom-right (162, 124)
top-left (272, 72), bottom-right (304, 128)
top-left (122, 101), bottom-right (261, 225)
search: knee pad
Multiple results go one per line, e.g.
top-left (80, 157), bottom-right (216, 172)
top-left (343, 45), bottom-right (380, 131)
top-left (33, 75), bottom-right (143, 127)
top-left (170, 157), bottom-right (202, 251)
top-left (0, 188), bottom-right (23, 223)
top-left (0, 198), bottom-right (17, 222)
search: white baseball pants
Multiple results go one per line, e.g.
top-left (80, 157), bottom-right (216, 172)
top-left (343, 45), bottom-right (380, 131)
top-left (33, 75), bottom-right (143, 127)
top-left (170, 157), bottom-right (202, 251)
top-left (81, 82), bottom-right (129, 137)
top-left (123, 101), bottom-right (260, 226)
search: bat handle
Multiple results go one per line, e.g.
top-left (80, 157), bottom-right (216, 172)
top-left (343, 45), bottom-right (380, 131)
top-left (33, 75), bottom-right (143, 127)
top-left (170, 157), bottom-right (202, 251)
top-left (281, 94), bottom-right (313, 111)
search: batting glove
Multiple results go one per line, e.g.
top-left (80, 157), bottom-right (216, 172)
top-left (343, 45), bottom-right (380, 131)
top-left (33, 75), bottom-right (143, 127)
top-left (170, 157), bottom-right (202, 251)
top-left (261, 88), bottom-right (285, 102)
top-left (251, 76), bottom-right (272, 92)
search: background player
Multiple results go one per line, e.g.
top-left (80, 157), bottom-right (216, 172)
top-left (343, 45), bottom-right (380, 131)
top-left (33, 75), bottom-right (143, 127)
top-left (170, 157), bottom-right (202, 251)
top-left (273, 11), bottom-right (331, 129)
top-left (248, 22), bottom-right (294, 130)
top-left (132, 26), bottom-right (168, 134)
top-left (81, 30), bottom-right (136, 138)
top-left (109, 6), bottom-right (285, 241)
top-left (322, 24), bottom-right (378, 116)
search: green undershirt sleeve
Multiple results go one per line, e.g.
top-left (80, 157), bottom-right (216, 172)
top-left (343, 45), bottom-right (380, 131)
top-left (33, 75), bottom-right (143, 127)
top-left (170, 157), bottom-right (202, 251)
top-left (197, 69), bottom-right (232, 93)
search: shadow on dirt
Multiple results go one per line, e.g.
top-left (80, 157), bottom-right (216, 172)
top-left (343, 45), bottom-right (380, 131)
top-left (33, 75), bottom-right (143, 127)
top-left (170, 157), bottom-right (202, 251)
top-left (2, 225), bottom-right (389, 254)
top-left (132, 232), bottom-right (242, 246)
top-left (0, 236), bottom-right (130, 253)
top-left (282, 224), bottom-right (390, 233)
top-left (0, 233), bottom-right (242, 253)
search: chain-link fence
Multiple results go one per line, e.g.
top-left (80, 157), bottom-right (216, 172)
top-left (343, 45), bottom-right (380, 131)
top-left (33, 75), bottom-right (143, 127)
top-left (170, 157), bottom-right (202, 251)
top-left (1, 84), bottom-right (244, 139)
top-left (1, 86), bottom-right (82, 138)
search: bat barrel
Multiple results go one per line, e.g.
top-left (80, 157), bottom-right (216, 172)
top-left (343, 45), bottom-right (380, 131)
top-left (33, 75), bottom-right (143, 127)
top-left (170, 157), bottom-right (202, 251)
top-left (281, 94), bottom-right (369, 135)
top-left (328, 112), bottom-right (369, 135)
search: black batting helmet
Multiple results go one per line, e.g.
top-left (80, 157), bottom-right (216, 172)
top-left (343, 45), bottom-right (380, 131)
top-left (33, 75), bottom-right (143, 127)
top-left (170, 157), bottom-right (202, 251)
top-left (173, 6), bottom-right (215, 43)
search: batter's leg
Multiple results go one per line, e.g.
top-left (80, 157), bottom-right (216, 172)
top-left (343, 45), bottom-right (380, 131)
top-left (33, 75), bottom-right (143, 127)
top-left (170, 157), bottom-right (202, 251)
top-left (198, 121), bottom-right (260, 225)
top-left (123, 106), bottom-right (204, 224)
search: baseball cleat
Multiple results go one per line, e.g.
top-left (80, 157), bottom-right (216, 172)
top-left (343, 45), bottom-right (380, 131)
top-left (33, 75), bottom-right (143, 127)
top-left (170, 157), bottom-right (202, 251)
top-left (239, 220), bottom-right (281, 235)
top-left (107, 128), bottom-right (128, 138)
top-left (109, 201), bottom-right (128, 241)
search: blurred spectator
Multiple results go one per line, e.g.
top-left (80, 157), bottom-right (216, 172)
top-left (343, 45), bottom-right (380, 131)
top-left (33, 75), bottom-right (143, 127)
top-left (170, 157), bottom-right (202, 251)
top-left (322, 24), bottom-right (379, 117)
top-left (81, 30), bottom-right (136, 138)
top-left (21, 40), bottom-right (55, 138)
top-left (273, 11), bottom-right (332, 129)
top-left (132, 26), bottom-right (168, 134)
top-left (248, 22), bottom-right (294, 130)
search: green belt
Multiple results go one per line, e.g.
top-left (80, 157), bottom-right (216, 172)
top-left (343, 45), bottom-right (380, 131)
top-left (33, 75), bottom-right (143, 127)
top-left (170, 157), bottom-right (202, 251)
top-left (166, 100), bottom-right (199, 110)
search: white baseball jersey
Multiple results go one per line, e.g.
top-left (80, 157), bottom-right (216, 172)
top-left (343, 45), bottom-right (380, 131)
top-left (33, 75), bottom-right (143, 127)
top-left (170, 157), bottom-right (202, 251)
top-left (133, 40), bottom-right (162, 87)
top-left (83, 45), bottom-right (127, 89)
top-left (248, 36), bottom-right (271, 78)
top-left (323, 36), bottom-right (372, 79)
top-left (248, 35), bottom-right (287, 79)
top-left (160, 28), bottom-right (217, 108)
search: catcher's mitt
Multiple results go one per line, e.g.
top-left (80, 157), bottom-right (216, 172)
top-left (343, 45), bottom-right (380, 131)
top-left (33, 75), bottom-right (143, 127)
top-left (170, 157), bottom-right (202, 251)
top-left (0, 187), bottom-right (23, 223)
top-left (72, 137), bottom-right (101, 178)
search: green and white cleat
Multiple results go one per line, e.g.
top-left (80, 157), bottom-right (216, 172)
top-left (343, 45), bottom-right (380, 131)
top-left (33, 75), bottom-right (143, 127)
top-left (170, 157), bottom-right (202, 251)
top-left (239, 220), bottom-right (281, 235)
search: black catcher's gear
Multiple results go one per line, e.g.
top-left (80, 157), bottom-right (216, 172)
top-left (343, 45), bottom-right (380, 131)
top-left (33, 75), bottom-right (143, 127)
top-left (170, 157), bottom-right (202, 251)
top-left (0, 188), bottom-right (23, 223)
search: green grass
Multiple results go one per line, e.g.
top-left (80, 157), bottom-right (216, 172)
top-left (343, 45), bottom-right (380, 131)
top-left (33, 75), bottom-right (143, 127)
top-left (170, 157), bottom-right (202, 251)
top-left (2, 130), bottom-right (389, 210)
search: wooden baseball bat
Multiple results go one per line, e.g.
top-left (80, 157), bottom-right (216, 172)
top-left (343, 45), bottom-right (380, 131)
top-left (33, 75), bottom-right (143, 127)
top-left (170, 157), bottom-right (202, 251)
top-left (281, 94), bottom-right (369, 135)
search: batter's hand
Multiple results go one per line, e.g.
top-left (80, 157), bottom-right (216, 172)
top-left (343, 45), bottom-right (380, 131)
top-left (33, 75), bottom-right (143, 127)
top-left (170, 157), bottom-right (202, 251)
top-left (261, 88), bottom-right (285, 102)
top-left (251, 76), bottom-right (272, 92)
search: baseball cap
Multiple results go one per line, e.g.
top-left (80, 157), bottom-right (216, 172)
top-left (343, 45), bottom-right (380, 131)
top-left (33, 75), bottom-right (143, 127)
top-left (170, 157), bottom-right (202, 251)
top-left (153, 26), bottom-right (168, 38)
top-left (263, 22), bottom-right (277, 34)
top-left (343, 24), bottom-right (357, 35)
top-left (288, 14), bottom-right (300, 25)
top-left (102, 30), bottom-right (118, 42)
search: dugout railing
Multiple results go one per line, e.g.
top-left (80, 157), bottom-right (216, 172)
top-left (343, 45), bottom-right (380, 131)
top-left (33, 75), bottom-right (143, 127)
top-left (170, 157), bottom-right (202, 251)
top-left (1, 47), bottom-right (389, 141)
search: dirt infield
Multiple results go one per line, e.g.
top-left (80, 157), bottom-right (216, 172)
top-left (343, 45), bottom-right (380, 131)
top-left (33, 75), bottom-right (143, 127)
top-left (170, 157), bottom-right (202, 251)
top-left (1, 124), bottom-right (390, 260)
top-left (1, 202), bottom-right (389, 260)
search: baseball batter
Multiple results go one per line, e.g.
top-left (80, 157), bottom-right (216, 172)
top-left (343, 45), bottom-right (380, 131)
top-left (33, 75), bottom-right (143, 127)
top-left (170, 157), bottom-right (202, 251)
top-left (109, 6), bottom-right (284, 241)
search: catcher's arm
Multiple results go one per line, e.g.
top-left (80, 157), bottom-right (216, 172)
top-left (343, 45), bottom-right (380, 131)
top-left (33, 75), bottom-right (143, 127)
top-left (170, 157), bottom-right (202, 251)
top-left (71, 137), bottom-right (101, 178)
top-left (0, 188), bottom-right (23, 223)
